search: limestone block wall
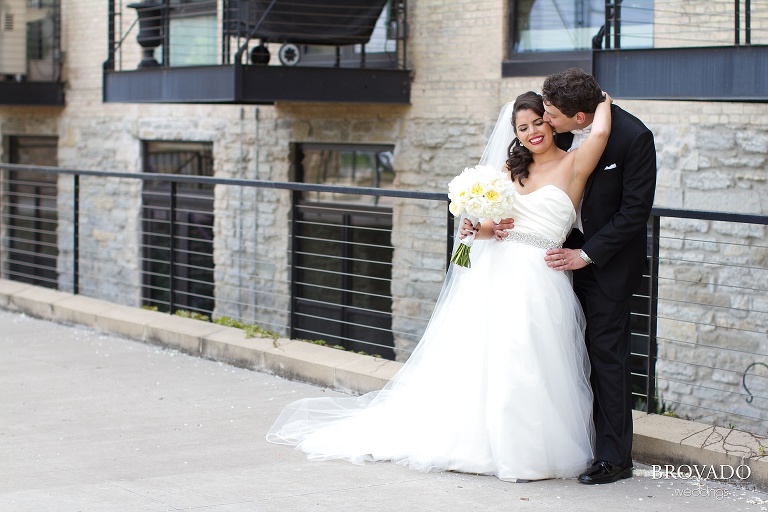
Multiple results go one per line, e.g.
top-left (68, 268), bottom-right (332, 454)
top-left (651, 0), bottom-right (768, 47)
top-left (636, 99), bottom-right (768, 433)
top-left (653, 1), bottom-right (735, 47)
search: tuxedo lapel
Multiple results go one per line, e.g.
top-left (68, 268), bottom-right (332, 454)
top-left (582, 152), bottom-right (603, 203)
top-left (555, 132), bottom-right (573, 152)
top-left (582, 105), bottom-right (622, 215)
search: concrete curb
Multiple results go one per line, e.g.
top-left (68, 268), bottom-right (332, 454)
top-left (0, 279), bottom-right (397, 395)
top-left (1, 279), bottom-right (765, 490)
top-left (632, 412), bottom-right (767, 488)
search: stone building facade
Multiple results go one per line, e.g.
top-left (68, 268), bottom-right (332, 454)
top-left (0, 0), bottom-right (766, 433)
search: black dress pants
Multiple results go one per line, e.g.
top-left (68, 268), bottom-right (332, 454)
top-left (573, 266), bottom-right (634, 468)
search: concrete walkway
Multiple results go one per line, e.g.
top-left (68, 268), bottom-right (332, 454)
top-left (2, 309), bottom-right (768, 511)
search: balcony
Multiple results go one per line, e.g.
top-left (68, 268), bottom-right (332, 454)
top-left (0, 0), bottom-right (65, 106)
top-left (103, 0), bottom-right (411, 105)
top-left (503, 1), bottom-right (767, 102)
top-left (592, 1), bottom-right (768, 102)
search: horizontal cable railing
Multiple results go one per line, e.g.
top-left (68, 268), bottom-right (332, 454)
top-left (646, 209), bottom-right (768, 435)
top-left (0, 164), bottom-right (448, 362)
top-left (1, 163), bottom-right (767, 435)
top-left (602, 0), bottom-right (768, 49)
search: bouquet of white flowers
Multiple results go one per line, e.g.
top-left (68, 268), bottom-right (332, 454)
top-left (447, 164), bottom-right (516, 268)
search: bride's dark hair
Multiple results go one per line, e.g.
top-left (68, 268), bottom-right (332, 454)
top-left (506, 91), bottom-right (546, 186)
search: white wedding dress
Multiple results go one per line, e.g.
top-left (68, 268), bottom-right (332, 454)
top-left (267, 184), bottom-right (594, 482)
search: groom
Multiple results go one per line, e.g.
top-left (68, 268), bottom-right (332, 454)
top-left (543, 68), bottom-right (656, 484)
top-left (498, 68), bottom-right (657, 484)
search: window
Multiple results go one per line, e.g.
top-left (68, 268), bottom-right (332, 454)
top-left (292, 143), bottom-right (396, 359)
top-left (299, 145), bottom-right (395, 203)
top-left (504, 0), bottom-right (654, 76)
top-left (4, 136), bottom-right (59, 289)
top-left (297, 1), bottom-right (399, 68)
top-left (141, 141), bottom-right (214, 316)
top-left (168, 0), bottom-right (217, 66)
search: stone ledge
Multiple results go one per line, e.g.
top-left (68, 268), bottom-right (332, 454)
top-left (145, 314), bottom-right (229, 354)
top-left (633, 411), bottom-right (767, 489)
top-left (0, 279), bottom-right (765, 490)
top-left (9, 285), bottom-right (72, 318)
top-left (262, 338), bottom-right (376, 391)
top-left (335, 355), bottom-right (401, 393)
top-left (0, 280), bottom-right (32, 308)
top-left (52, 294), bottom-right (116, 326)
top-left (201, 327), bottom-right (276, 371)
top-left (0, 279), bottom-right (400, 396)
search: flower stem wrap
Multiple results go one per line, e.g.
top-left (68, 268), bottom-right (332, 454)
top-left (451, 232), bottom-right (474, 268)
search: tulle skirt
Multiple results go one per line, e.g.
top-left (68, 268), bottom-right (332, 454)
top-left (266, 237), bottom-right (594, 482)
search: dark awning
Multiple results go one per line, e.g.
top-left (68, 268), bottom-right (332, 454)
top-left (228, 0), bottom-right (389, 45)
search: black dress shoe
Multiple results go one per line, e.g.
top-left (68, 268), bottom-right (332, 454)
top-left (577, 460), bottom-right (633, 484)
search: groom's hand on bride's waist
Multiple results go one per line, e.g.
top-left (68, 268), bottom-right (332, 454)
top-left (545, 248), bottom-right (588, 271)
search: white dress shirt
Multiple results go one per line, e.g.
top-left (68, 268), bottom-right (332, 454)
top-left (568, 125), bottom-right (592, 233)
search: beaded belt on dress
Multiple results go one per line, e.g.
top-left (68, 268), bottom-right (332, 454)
top-left (503, 230), bottom-right (562, 250)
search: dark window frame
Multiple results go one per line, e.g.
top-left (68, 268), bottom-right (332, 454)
top-left (290, 142), bottom-right (396, 359)
top-left (3, 136), bottom-right (59, 289)
top-left (140, 140), bottom-right (215, 316)
top-left (503, 0), bottom-right (595, 76)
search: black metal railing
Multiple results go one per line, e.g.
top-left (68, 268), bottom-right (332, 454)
top-left (0, 164), bottom-right (450, 360)
top-left (106, 0), bottom-right (407, 71)
top-left (601, 0), bottom-right (767, 49)
top-left (1, 163), bottom-right (766, 434)
top-left (643, 207), bottom-right (768, 434)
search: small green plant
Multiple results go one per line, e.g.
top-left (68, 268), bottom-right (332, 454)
top-left (175, 310), bottom-right (210, 322)
top-left (213, 317), bottom-right (278, 339)
top-left (141, 305), bottom-right (159, 311)
top-left (295, 338), bottom-right (384, 358)
top-left (170, 312), bottom-right (389, 359)
top-left (727, 423), bottom-right (736, 430)
top-left (244, 324), bottom-right (279, 340)
top-left (214, 316), bottom-right (246, 329)
top-left (656, 398), bottom-right (678, 417)
top-left (759, 446), bottom-right (765, 457)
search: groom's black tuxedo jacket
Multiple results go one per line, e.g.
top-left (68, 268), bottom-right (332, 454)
top-left (557, 104), bottom-right (657, 301)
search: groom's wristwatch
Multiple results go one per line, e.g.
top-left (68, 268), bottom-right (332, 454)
top-left (579, 250), bottom-right (594, 265)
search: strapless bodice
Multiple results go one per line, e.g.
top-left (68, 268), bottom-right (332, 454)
top-left (509, 185), bottom-right (576, 244)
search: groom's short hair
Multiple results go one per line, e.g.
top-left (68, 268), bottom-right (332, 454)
top-left (542, 68), bottom-right (603, 118)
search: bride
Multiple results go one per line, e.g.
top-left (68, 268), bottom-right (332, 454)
top-left (266, 91), bottom-right (613, 482)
